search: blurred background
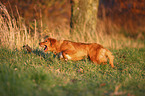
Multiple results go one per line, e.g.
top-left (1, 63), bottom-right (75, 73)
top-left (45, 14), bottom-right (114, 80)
top-left (2, 0), bottom-right (145, 38)
top-left (1, 0), bottom-right (145, 49)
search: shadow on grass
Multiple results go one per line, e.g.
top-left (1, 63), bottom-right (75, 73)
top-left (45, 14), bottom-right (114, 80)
top-left (33, 49), bottom-right (50, 59)
top-left (23, 48), bottom-right (56, 60)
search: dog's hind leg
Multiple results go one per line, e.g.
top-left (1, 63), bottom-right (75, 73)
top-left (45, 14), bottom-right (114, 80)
top-left (105, 49), bottom-right (114, 68)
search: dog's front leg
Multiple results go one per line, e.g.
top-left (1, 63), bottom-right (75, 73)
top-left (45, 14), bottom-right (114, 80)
top-left (62, 52), bottom-right (71, 61)
top-left (58, 52), bottom-right (64, 59)
top-left (62, 50), bottom-right (76, 60)
top-left (58, 51), bottom-right (71, 61)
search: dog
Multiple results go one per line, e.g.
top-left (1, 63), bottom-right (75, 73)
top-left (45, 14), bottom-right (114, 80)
top-left (39, 37), bottom-right (114, 68)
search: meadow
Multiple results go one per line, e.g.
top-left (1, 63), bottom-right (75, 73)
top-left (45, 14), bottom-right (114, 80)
top-left (0, 47), bottom-right (145, 96)
top-left (0, 3), bottom-right (145, 96)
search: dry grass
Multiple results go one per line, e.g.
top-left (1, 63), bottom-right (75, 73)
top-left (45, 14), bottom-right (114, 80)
top-left (0, 3), bottom-right (144, 50)
top-left (0, 3), bottom-right (39, 50)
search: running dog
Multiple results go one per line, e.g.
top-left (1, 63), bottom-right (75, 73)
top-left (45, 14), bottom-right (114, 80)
top-left (39, 37), bottom-right (114, 68)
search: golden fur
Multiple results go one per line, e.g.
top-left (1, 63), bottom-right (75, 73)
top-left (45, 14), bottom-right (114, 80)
top-left (39, 38), bottom-right (114, 68)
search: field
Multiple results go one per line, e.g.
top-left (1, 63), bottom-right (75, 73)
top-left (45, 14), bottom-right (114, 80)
top-left (0, 47), bottom-right (145, 96)
top-left (0, 2), bottom-right (145, 96)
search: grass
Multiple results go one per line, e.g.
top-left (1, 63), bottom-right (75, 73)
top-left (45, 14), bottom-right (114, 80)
top-left (0, 47), bottom-right (145, 96)
top-left (0, 3), bottom-right (145, 96)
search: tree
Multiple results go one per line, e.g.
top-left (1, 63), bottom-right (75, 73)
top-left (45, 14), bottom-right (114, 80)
top-left (70, 0), bottom-right (99, 41)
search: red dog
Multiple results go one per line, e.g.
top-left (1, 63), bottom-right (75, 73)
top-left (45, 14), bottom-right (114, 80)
top-left (39, 38), bottom-right (114, 68)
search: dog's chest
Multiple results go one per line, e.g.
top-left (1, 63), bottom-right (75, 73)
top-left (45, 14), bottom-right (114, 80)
top-left (58, 52), bottom-right (72, 60)
top-left (65, 54), bottom-right (72, 59)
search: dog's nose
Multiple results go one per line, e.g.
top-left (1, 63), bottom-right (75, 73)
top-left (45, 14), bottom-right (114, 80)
top-left (39, 43), bottom-right (41, 45)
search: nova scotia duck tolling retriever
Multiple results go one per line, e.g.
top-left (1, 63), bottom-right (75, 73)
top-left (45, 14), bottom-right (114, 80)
top-left (39, 37), bottom-right (114, 68)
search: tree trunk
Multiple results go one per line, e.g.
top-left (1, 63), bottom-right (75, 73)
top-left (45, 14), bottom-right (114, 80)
top-left (70, 0), bottom-right (99, 41)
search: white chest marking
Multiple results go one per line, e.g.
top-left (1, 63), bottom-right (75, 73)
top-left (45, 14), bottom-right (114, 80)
top-left (65, 54), bottom-right (72, 60)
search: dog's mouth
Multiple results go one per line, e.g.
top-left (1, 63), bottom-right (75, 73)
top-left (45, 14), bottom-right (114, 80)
top-left (40, 44), bottom-right (48, 52)
top-left (44, 45), bottom-right (48, 51)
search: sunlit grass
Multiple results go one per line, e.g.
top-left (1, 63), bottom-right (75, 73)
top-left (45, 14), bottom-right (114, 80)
top-left (0, 47), bottom-right (145, 96)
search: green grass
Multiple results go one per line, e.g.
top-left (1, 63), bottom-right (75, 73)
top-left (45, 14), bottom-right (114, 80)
top-left (0, 47), bottom-right (145, 96)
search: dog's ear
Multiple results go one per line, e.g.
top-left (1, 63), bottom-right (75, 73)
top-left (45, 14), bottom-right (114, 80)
top-left (49, 38), bottom-right (56, 46)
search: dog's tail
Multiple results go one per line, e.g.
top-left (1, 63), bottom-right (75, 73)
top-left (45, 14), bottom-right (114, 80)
top-left (105, 49), bottom-right (114, 68)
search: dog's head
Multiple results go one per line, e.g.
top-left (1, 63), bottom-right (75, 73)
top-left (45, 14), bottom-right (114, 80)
top-left (39, 38), bottom-right (56, 52)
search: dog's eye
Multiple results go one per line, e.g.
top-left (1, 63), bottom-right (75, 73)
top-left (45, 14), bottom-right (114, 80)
top-left (45, 41), bottom-right (47, 42)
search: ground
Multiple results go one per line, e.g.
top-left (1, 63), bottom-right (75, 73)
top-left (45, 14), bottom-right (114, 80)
top-left (0, 47), bottom-right (145, 96)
